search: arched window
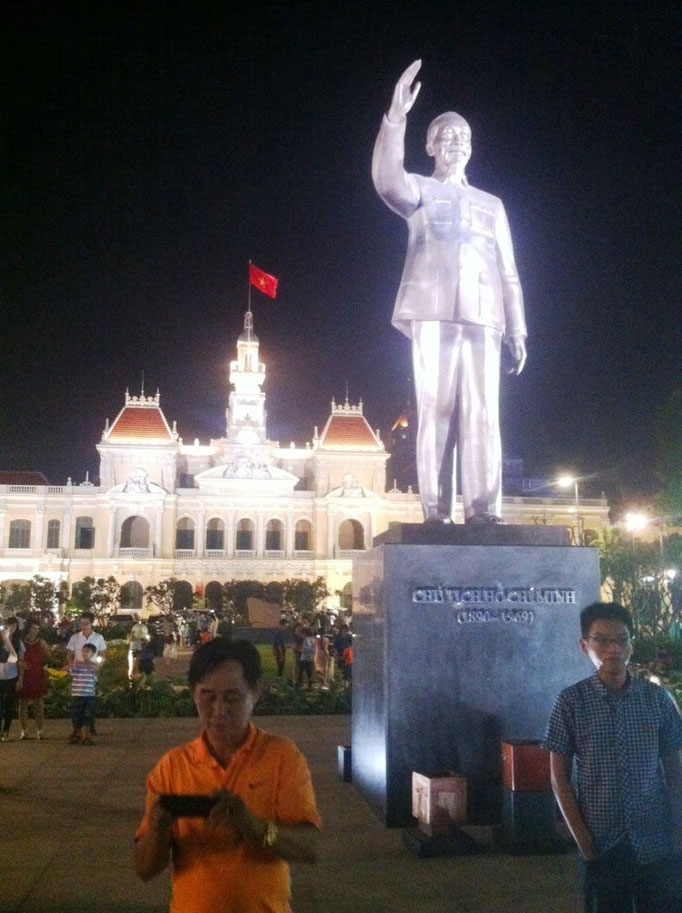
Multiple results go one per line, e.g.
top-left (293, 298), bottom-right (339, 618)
top-left (205, 518), bottom-right (225, 551)
top-left (121, 580), bottom-right (144, 609)
top-left (46, 519), bottom-right (61, 549)
top-left (294, 519), bottom-right (312, 551)
top-left (338, 518), bottom-right (364, 550)
top-left (120, 515), bottom-right (150, 548)
top-left (175, 518), bottom-right (195, 550)
top-left (265, 518), bottom-right (283, 551)
top-left (173, 580), bottom-right (193, 611)
top-left (75, 516), bottom-right (95, 549)
top-left (8, 519), bottom-right (31, 549)
top-left (205, 580), bottom-right (223, 610)
top-left (236, 518), bottom-right (254, 551)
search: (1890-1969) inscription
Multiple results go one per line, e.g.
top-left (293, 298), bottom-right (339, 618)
top-left (411, 586), bottom-right (577, 626)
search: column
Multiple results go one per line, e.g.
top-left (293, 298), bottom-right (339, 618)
top-left (62, 509), bottom-right (72, 552)
top-left (0, 503), bottom-right (6, 551)
top-left (154, 507), bottom-right (163, 557)
top-left (226, 509), bottom-right (235, 557)
top-left (107, 506), bottom-right (116, 557)
top-left (327, 510), bottom-right (335, 558)
top-left (34, 505), bottom-right (45, 551)
top-left (256, 510), bottom-right (264, 557)
top-left (286, 508), bottom-right (294, 557)
top-left (197, 509), bottom-right (206, 557)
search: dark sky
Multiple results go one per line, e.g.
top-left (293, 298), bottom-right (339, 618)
top-left (3, 2), bottom-right (680, 502)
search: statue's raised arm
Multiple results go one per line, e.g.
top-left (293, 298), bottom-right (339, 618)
top-left (387, 59), bottom-right (422, 124)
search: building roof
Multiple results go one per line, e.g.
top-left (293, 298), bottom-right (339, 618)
top-left (104, 392), bottom-right (176, 444)
top-left (0, 471), bottom-right (49, 486)
top-left (316, 399), bottom-right (383, 451)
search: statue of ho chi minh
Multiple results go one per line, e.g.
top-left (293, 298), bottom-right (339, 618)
top-left (372, 60), bottom-right (527, 526)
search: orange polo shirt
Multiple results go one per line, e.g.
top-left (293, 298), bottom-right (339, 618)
top-left (136, 723), bottom-right (321, 913)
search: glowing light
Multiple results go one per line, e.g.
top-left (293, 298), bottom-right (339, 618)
top-left (625, 512), bottom-right (649, 533)
top-left (556, 475), bottom-right (575, 488)
top-left (649, 675), bottom-right (662, 685)
top-left (665, 569), bottom-right (677, 580)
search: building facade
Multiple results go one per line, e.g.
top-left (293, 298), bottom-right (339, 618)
top-left (0, 313), bottom-right (610, 608)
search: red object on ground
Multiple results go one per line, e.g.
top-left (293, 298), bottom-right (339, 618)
top-left (501, 740), bottom-right (551, 792)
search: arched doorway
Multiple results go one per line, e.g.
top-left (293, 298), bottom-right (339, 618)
top-left (173, 580), bottom-right (193, 611)
top-left (265, 518), bottom-right (283, 552)
top-left (205, 580), bottom-right (223, 611)
top-left (120, 516), bottom-right (150, 548)
top-left (338, 518), bottom-right (364, 550)
top-left (205, 518), bottom-right (225, 551)
top-left (236, 518), bottom-right (254, 551)
top-left (121, 580), bottom-right (144, 610)
top-left (295, 519), bottom-right (312, 552)
top-left (175, 518), bottom-right (195, 550)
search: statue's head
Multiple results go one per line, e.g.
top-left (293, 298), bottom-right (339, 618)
top-left (426, 112), bottom-right (472, 175)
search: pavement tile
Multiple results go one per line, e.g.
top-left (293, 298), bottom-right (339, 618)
top-left (0, 715), bottom-right (582, 913)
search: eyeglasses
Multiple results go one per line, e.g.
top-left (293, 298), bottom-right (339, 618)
top-left (586, 635), bottom-right (633, 648)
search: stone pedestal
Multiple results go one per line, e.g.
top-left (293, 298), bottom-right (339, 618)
top-left (351, 524), bottom-right (600, 827)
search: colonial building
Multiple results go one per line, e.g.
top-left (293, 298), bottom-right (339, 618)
top-left (0, 312), bottom-right (609, 608)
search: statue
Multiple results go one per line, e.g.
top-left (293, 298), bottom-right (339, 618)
top-left (372, 61), bottom-right (527, 525)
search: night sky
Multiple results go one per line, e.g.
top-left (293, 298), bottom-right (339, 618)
top-left (3, 2), bottom-right (680, 505)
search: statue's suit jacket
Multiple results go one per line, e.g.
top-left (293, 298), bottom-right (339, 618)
top-left (372, 116), bottom-right (527, 341)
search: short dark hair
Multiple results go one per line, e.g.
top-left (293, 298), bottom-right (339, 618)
top-left (580, 601), bottom-right (634, 638)
top-left (82, 643), bottom-right (97, 655)
top-left (80, 612), bottom-right (95, 623)
top-left (188, 637), bottom-right (262, 690)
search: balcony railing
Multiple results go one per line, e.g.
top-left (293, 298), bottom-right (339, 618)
top-left (205, 549), bottom-right (226, 558)
top-left (235, 549), bottom-right (255, 559)
top-left (264, 549), bottom-right (284, 559)
top-left (294, 549), bottom-right (313, 559)
top-left (175, 549), bottom-right (196, 558)
top-left (335, 548), bottom-right (366, 559)
top-left (117, 547), bottom-right (152, 558)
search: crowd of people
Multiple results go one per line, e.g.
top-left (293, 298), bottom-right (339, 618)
top-left (0, 605), bottom-right (354, 745)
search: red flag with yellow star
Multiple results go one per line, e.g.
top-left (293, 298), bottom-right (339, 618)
top-left (249, 263), bottom-right (278, 298)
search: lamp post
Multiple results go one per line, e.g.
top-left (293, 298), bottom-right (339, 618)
top-left (557, 474), bottom-right (581, 545)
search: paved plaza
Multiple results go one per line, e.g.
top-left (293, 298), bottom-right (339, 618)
top-left (0, 714), bottom-right (582, 913)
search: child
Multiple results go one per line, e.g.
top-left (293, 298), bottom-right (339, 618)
top-left (138, 639), bottom-right (156, 679)
top-left (69, 643), bottom-right (100, 745)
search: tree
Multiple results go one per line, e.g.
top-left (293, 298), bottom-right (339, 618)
top-left (2, 583), bottom-right (31, 615)
top-left (29, 575), bottom-right (56, 614)
top-left (283, 576), bottom-right (329, 618)
top-left (145, 578), bottom-right (176, 614)
top-left (593, 528), bottom-right (682, 638)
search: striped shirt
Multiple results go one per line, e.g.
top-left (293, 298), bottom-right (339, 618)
top-left (70, 662), bottom-right (98, 697)
top-left (545, 672), bottom-right (682, 863)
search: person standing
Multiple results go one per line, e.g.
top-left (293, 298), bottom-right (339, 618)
top-left (297, 626), bottom-right (316, 690)
top-left (17, 618), bottom-right (50, 739)
top-left (134, 638), bottom-right (320, 913)
top-left (69, 643), bottom-right (100, 745)
top-left (545, 601), bottom-right (682, 911)
top-left (273, 620), bottom-right (287, 678)
top-left (127, 614), bottom-right (149, 679)
top-left (66, 612), bottom-right (106, 740)
top-left (0, 618), bottom-right (24, 741)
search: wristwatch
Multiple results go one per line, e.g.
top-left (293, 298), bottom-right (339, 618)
top-left (261, 819), bottom-right (278, 848)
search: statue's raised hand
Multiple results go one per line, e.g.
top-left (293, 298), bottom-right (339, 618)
top-left (387, 60), bottom-right (422, 124)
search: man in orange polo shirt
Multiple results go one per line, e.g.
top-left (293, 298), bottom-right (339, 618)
top-left (135, 638), bottom-right (320, 913)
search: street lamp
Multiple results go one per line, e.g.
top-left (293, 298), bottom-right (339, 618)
top-left (557, 474), bottom-right (582, 545)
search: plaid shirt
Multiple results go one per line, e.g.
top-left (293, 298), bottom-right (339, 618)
top-left (545, 672), bottom-right (682, 863)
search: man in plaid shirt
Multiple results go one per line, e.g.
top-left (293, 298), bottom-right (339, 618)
top-left (545, 601), bottom-right (682, 912)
